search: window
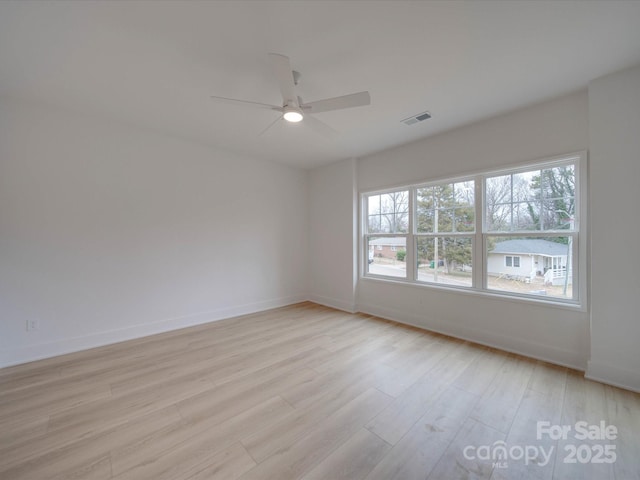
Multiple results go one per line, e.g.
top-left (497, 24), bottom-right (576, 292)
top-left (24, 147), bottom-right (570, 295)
top-left (362, 153), bottom-right (584, 305)
top-left (365, 190), bottom-right (409, 278)
top-left (415, 180), bottom-right (475, 287)
top-left (484, 162), bottom-right (577, 300)
top-left (505, 256), bottom-right (520, 268)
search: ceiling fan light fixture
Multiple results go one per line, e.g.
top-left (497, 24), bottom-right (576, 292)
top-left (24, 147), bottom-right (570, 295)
top-left (283, 106), bottom-right (303, 123)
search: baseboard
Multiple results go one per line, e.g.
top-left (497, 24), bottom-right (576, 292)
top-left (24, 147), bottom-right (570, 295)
top-left (585, 360), bottom-right (640, 393)
top-left (0, 295), bottom-right (307, 368)
top-left (357, 301), bottom-right (585, 371)
top-left (307, 294), bottom-right (357, 313)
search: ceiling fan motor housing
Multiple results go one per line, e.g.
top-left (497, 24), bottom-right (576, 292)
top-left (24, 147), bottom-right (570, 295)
top-left (283, 105), bottom-right (304, 122)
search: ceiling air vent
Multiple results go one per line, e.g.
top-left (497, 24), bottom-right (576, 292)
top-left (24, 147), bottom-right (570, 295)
top-left (401, 111), bottom-right (432, 126)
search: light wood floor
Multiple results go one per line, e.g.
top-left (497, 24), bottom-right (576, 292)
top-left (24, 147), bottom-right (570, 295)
top-left (1, 302), bottom-right (638, 480)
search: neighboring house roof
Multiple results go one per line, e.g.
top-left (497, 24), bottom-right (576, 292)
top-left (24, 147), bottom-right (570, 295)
top-left (490, 239), bottom-right (568, 257)
top-left (369, 237), bottom-right (406, 247)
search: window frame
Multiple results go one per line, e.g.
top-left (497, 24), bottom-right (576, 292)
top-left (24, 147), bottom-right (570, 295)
top-left (362, 188), bottom-right (411, 281)
top-left (361, 151), bottom-right (587, 308)
top-left (413, 177), bottom-right (476, 289)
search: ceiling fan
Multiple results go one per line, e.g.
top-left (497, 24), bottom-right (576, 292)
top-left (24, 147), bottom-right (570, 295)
top-left (211, 53), bottom-right (371, 136)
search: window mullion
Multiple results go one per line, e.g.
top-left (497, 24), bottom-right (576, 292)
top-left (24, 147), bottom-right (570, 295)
top-left (406, 188), bottom-right (415, 281)
top-left (475, 176), bottom-right (485, 290)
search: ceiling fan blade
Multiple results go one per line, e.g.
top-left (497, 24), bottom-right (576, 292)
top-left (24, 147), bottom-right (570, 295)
top-left (303, 114), bottom-right (338, 138)
top-left (301, 91), bottom-right (370, 114)
top-left (210, 95), bottom-right (282, 111)
top-left (269, 53), bottom-right (297, 105)
top-left (258, 115), bottom-right (283, 136)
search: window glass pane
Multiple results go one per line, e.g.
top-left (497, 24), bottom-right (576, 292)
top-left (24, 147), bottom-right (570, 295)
top-left (417, 181), bottom-right (474, 233)
top-left (416, 237), bottom-right (473, 287)
top-left (438, 208), bottom-right (455, 233)
top-left (485, 174), bottom-right (512, 231)
top-left (454, 208), bottom-right (475, 232)
top-left (486, 203), bottom-right (511, 231)
top-left (367, 236), bottom-right (407, 278)
top-left (513, 171), bottom-right (538, 202)
top-left (367, 191), bottom-right (409, 234)
top-left (513, 202), bottom-right (538, 230)
top-left (367, 194), bottom-right (381, 232)
top-left (416, 187), bottom-right (434, 233)
top-left (486, 236), bottom-right (573, 299)
top-left (486, 164), bottom-right (576, 232)
top-left (367, 214), bottom-right (381, 233)
top-left (454, 180), bottom-right (475, 204)
top-left (540, 165), bottom-right (576, 230)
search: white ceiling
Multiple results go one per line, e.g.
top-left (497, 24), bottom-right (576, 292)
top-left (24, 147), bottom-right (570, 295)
top-left (2, 1), bottom-right (640, 169)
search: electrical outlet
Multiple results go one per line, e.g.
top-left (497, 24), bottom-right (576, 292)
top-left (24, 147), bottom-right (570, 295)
top-left (26, 319), bottom-right (40, 331)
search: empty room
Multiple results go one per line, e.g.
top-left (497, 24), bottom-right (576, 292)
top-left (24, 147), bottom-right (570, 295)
top-left (2, 1), bottom-right (640, 479)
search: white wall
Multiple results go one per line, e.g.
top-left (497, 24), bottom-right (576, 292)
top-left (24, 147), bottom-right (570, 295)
top-left (356, 90), bottom-right (590, 369)
top-left (587, 65), bottom-right (640, 392)
top-left (0, 98), bottom-right (308, 367)
top-left (308, 158), bottom-right (357, 312)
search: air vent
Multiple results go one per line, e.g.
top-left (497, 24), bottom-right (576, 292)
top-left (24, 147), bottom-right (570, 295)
top-left (401, 111), bottom-right (432, 126)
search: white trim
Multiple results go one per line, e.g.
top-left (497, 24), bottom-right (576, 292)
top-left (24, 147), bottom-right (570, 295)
top-left (586, 360), bottom-right (640, 393)
top-left (307, 294), bottom-right (357, 314)
top-left (0, 295), bottom-right (307, 368)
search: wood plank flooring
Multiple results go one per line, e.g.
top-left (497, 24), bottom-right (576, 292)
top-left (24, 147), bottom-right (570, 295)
top-left (1, 302), bottom-right (638, 479)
